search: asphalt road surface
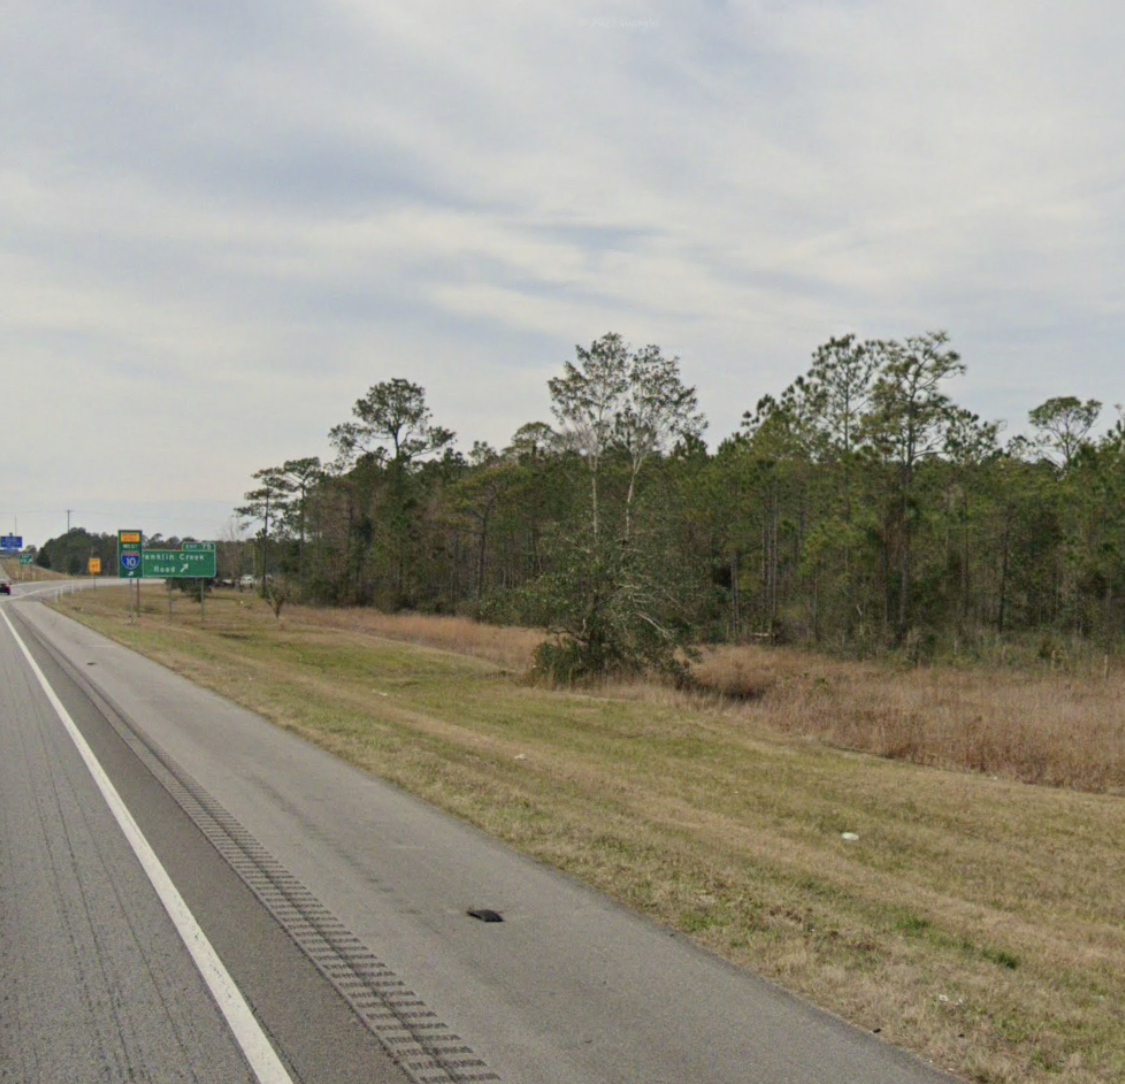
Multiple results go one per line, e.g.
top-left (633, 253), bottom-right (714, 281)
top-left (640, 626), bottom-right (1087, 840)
top-left (0, 587), bottom-right (962, 1083)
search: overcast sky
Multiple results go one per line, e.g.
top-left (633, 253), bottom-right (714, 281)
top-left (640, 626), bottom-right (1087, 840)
top-left (3, 1), bottom-right (1123, 549)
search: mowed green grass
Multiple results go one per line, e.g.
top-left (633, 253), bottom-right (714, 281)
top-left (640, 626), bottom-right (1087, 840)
top-left (56, 587), bottom-right (1125, 1084)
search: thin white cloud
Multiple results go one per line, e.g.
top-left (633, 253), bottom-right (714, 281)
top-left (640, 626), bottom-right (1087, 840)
top-left (2, 0), bottom-right (1123, 545)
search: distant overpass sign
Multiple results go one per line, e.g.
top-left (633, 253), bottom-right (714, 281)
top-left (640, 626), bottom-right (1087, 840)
top-left (1, 535), bottom-right (22, 552)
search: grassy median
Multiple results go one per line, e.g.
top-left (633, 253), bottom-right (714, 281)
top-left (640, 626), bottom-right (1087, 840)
top-left (53, 585), bottom-right (1125, 1084)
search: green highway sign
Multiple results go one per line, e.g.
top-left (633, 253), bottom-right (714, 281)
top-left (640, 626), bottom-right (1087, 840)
top-left (19, 554), bottom-right (33, 565)
top-left (118, 529), bottom-right (143, 578)
top-left (182, 541), bottom-right (216, 552)
top-left (142, 549), bottom-right (217, 579)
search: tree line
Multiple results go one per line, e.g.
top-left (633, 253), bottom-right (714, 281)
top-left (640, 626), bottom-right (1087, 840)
top-left (235, 330), bottom-right (1123, 676)
top-left (33, 527), bottom-right (119, 575)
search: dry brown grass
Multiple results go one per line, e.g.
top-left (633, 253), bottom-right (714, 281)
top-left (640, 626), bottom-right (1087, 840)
top-left (277, 607), bottom-right (1125, 794)
top-left (688, 645), bottom-right (1125, 794)
top-left (288, 605), bottom-right (543, 671)
top-left (232, 605), bottom-right (1125, 795)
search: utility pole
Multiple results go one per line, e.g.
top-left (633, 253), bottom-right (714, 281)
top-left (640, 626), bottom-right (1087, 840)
top-left (66, 509), bottom-right (73, 533)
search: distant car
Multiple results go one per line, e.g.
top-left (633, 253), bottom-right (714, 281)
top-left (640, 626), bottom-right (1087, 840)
top-left (239, 574), bottom-right (257, 589)
top-left (0, 579), bottom-right (11, 595)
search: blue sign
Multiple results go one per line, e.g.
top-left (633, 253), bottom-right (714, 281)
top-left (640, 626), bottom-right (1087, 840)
top-left (121, 553), bottom-right (141, 571)
top-left (0, 535), bottom-right (22, 551)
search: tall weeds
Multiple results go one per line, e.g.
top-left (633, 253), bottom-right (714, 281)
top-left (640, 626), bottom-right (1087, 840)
top-left (290, 606), bottom-right (542, 672)
top-left (265, 605), bottom-right (1125, 793)
top-left (691, 645), bottom-right (1125, 793)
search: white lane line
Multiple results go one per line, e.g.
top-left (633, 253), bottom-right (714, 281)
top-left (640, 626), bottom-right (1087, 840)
top-left (0, 610), bottom-right (295, 1084)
